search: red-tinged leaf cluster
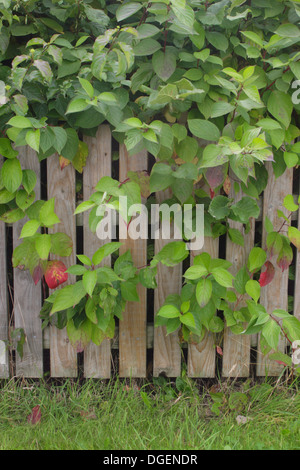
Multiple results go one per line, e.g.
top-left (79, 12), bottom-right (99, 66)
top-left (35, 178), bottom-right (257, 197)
top-left (216, 345), bottom-right (223, 356)
top-left (44, 260), bottom-right (68, 289)
top-left (259, 261), bottom-right (275, 287)
top-left (27, 405), bottom-right (41, 425)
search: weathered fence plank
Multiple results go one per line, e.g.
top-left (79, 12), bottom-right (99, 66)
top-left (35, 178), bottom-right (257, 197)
top-left (13, 148), bottom-right (43, 377)
top-left (294, 197), bottom-right (300, 321)
top-left (188, 237), bottom-right (218, 378)
top-left (0, 188), bottom-right (9, 378)
top-left (222, 178), bottom-right (255, 377)
top-left (153, 189), bottom-right (182, 377)
top-left (47, 155), bottom-right (77, 377)
top-left (256, 164), bottom-right (293, 376)
top-left (119, 146), bottom-right (147, 377)
top-left (83, 126), bottom-right (112, 378)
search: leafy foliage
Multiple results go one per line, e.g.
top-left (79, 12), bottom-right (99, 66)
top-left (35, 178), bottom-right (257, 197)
top-left (0, 0), bottom-right (300, 367)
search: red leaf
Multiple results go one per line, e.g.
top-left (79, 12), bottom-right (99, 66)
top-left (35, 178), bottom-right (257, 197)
top-left (275, 360), bottom-right (288, 366)
top-left (27, 405), bottom-right (41, 425)
top-left (205, 165), bottom-right (226, 190)
top-left (32, 263), bottom-right (44, 285)
top-left (223, 175), bottom-right (231, 195)
top-left (44, 260), bottom-right (68, 289)
top-left (277, 253), bottom-right (292, 272)
top-left (259, 261), bottom-right (275, 287)
top-left (216, 345), bottom-right (223, 356)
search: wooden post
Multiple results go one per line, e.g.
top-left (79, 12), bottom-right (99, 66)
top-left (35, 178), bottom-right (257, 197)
top-left (119, 145), bottom-right (147, 377)
top-left (256, 164), bottom-right (293, 376)
top-left (222, 178), bottom-right (255, 377)
top-left (13, 148), bottom-right (43, 377)
top-left (47, 155), bottom-right (77, 377)
top-left (83, 126), bottom-right (112, 378)
top-left (0, 158), bottom-right (9, 377)
top-left (153, 189), bottom-right (182, 377)
top-left (188, 237), bottom-right (218, 378)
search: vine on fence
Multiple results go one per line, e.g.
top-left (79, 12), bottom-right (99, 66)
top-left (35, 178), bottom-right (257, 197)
top-left (1, 0), bottom-right (300, 371)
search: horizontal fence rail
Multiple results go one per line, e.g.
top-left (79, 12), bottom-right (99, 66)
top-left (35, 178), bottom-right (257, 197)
top-left (0, 125), bottom-right (299, 379)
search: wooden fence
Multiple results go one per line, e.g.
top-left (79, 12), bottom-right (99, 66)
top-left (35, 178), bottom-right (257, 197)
top-left (0, 125), bottom-right (299, 379)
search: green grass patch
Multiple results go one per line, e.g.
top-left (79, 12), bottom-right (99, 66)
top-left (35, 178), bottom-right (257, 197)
top-left (0, 376), bottom-right (299, 450)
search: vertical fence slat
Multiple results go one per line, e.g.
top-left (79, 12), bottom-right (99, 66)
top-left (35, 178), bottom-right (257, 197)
top-left (13, 148), bottom-right (43, 377)
top-left (119, 146), bottom-right (147, 377)
top-left (188, 237), bottom-right (218, 378)
top-left (294, 187), bottom-right (300, 320)
top-left (83, 126), bottom-right (112, 378)
top-left (47, 155), bottom-right (77, 377)
top-left (0, 159), bottom-right (9, 377)
top-left (153, 189), bottom-right (182, 377)
top-left (222, 179), bottom-right (255, 377)
top-left (256, 164), bottom-right (293, 376)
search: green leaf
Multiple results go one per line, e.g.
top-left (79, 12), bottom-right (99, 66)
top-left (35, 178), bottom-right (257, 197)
top-left (152, 49), bottom-right (176, 82)
top-left (184, 265), bottom-right (208, 280)
top-left (0, 138), bottom-right (18, 159)
top-left (209, 195), bottom-right (231, 219)
top-left (35, 234), bottom-right (51, 260)
top-left (282, 317), bottom-right (300, 343)
top-left (157, 304), bottom-right (181, 319)
top-left (92, 242), bottom-right (123, 266)
top-left (211, 268), bottom-right (234, 288)
top-left (245, 280), bottom-right (260, 303)
top-left (275, 23), bottom-right (300, 38)
top-left (247, 247), bottom-right (267, 273)
top-left (196, 278), bottom-right (212, 308)
top-left (82, 270), bottom-right (97, 297)
top-left (51, 281), bottom-right (86, 314)
top-left (77, 254), bottom-right (92, 266)
top-left (25, 129), bottom-right (40, 152)
top-left (116, 2), bottom-right (143, 21)
top-left (228, 228), bottom-right (244, 246)
top-left (60, 128), bottom-right (79, 161)
top-left (283, 195), bottom-right (299, 212)
top-left (1, 158), bottom-right (22, 193)
top-left (180, 312), bottom-right (196, 329)
top-left (39, 198), bottom-right (60, 227)
top-left (288, 226), bottom-right (300, 250)
top-left (262, 319), bottom-right (281, 351)
top-left (66, 99), bottom-right (90, 114)
top-left (7, 116), bottom-right (33, 129)
top-left (133, 39), bottom-right (161, 56)
top-left (121, 280), bottom-right (139, 302)
top-left (267, 91), bottom-right (293, 129)
top-left (188, 119), bottom-right (220, 141)
top-left (19, 219), bottom-right (40, 238)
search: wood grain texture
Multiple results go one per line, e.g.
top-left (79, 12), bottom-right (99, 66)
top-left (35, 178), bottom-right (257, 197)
top-left (294, 188), bottom-right (300, 321)
top-left (47, 154), bottom-right (77, 377)
top-left (83, 126), bottom-right (112, 378)
top-left (13, 148), bottom-right (43, 377)
top-left (0, 156), bottom-right (9, 377)
top-left (256, 164), bottom-right (293, 376)
top-left (222, 178), bottom-right (255, 377)
top-left (153, 188), bottom-right (182, 377)
top-left (119, 145), bottom-right (147, 377)
top-left (188, 237), bottom-right (218, 378)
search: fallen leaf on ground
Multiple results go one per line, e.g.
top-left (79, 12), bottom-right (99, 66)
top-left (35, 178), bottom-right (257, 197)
top-left (27, 405), bottom-right (41, 425)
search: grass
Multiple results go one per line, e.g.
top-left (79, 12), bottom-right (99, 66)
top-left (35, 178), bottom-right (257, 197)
top-left (0, 375), bottom-right (299, 450)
